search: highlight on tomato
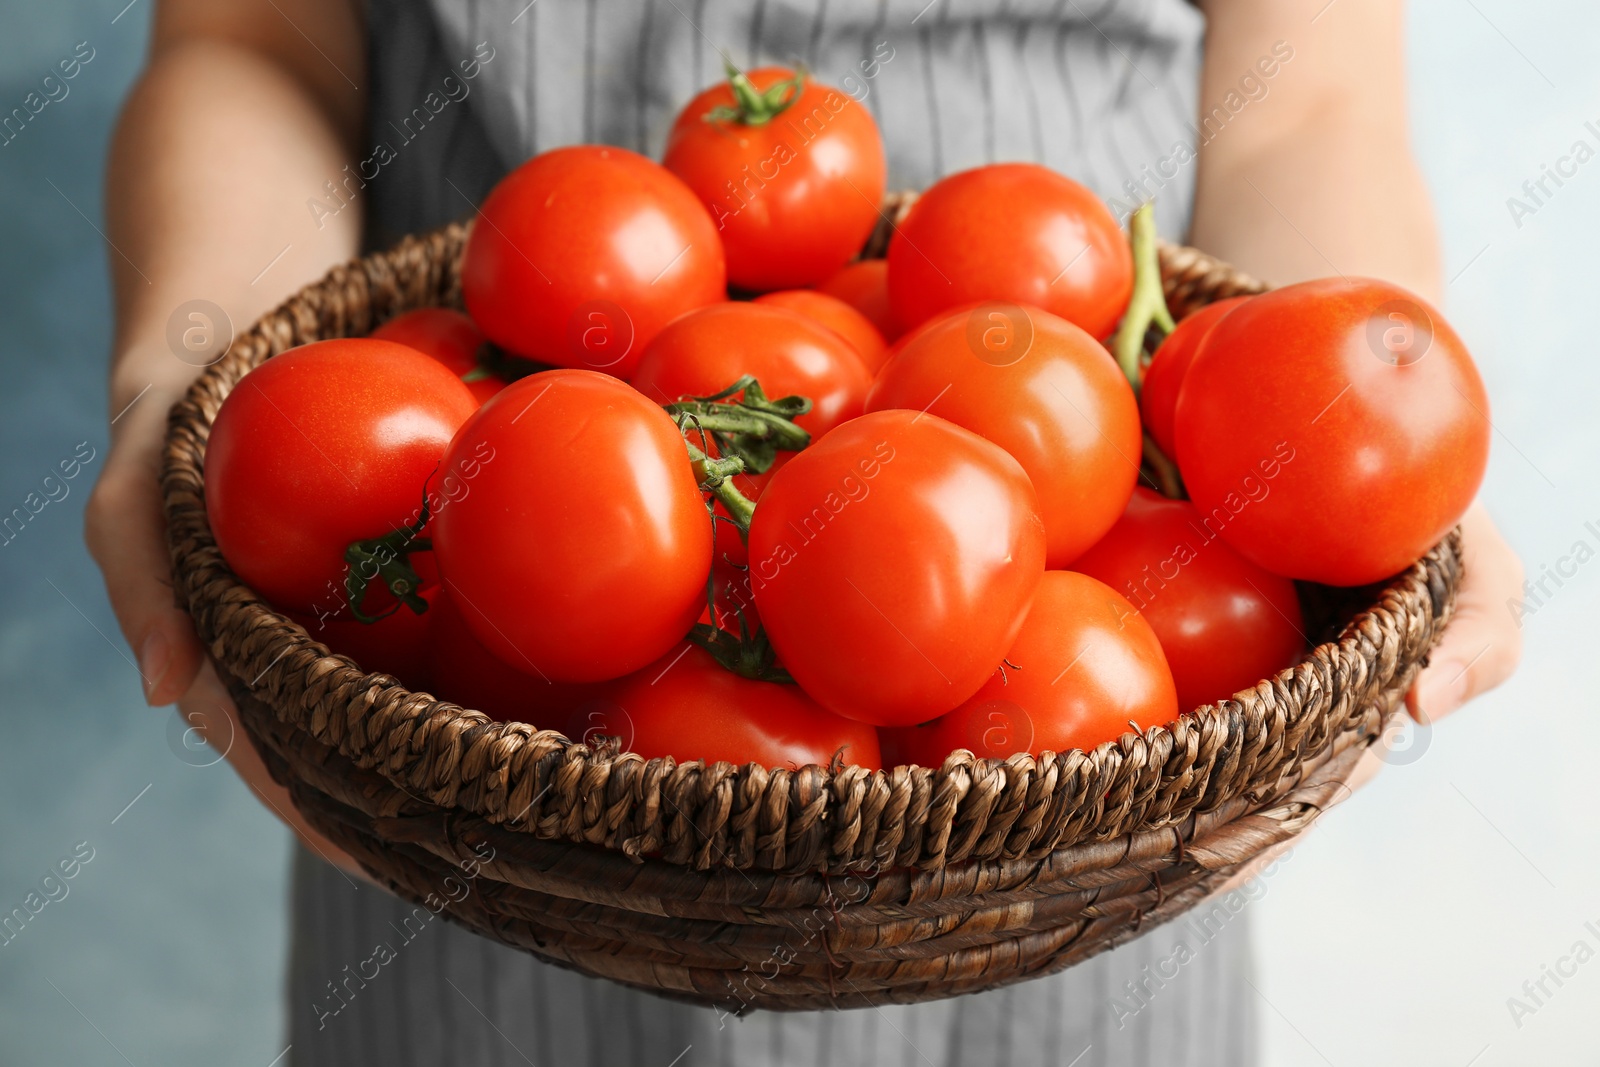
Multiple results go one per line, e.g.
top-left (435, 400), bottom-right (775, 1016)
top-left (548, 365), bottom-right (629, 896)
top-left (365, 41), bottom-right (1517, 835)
top-left (204, 338), bottom-right (478, 617)
top-left (577, 643), bottom-right (881, 769)
top-left (1071, 487), bottom-right (1305, 711)
top-left (662, 65), bottom-right (887, 292)
top-left (461, 145), bottom-right (725, 377)
top-left (887, 163), bottom-right (1132, 339)
top-left (754, 289), bottom-right (889, 372)
top-left (1139, 296), bottom-right (1250, 463)
top-left (867, 303), bottom-right (1141, 568)
top-left (883, 571), bottom-right (1178, 766)
top-left (1173, 278), bottom-right (1490, 586)
top-left (431, 369), bottom-right (713, 683)
top-left (747, 409), bottom-right (1047, 727)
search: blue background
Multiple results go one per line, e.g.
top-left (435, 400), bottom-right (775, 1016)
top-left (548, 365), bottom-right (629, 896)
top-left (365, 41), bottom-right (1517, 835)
top-left (0, 2), bottom-right (1595, 1064)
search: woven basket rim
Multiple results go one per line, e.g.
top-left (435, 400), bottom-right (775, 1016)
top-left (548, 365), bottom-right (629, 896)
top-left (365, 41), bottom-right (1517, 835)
top-left (160, 211), bottom-right (1460, 875)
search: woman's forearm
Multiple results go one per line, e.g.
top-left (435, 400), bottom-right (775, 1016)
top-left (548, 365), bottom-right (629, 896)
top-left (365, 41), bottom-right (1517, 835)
top-left (1190, 0), bottom-right (1441, 303)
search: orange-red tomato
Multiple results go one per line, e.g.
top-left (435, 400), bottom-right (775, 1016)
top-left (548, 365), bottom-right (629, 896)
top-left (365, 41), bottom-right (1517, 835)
top-left (1139, 296), bottom-right (1249, 462)
top-left (372, 308), bottom-right (502, 404)
top-left (431, 370), bottom-right (712, 683)
top-left (288, 587), bottom-right (437, 690)
top-left (630, 302), bottom-right (872, 439)
top-left (662, 67), bottom-right (886, 291)
top-left (866, 304), bottom-right (1141, 568)
top-left (1071, 488), bottom-right (1306, 711)
top-left (461, 145), bottom-right (725, 377)
top-left (887, 163), bottom-right (1132, 339)
top-left (749, 410), bottom-right (1046, 727)
top-left (883, 571), bottom-right (1177, 764)
top-left (427, 589), bottom-right (594, 725)
top-left (817, 259), bottom-right (901, 341)
top-left (575, 644), bottom-right (881, 769)
top-left (1175, 278), bottom-right (1490, 586)
top-left (754, 289), bottom-right (889, 372)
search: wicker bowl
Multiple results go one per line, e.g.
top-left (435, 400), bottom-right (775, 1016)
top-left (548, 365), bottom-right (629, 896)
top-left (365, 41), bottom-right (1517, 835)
top-left (161, 199), bottom-right (1461, 1012)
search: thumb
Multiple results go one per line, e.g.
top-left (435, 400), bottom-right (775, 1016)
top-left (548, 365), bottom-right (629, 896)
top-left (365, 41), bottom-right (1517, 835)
top-left (85, 398), bottom-right (206, 707)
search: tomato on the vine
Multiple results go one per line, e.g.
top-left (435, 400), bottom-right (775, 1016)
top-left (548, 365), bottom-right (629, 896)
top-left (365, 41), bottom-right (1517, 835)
top-left (867, 303), bottom-right (1141, 568)
top-left (887, 163), bottom-right (1132, 339)
top-left (748, 410), bottom-right (1046, 727)
top-left (1139, 296), bottom-right (1249, 462)
top-left (205, 338), bottom-right (478, 616)
top-left (289, 585), bottom-right (437, 690)
top-left (1071, 488), bottom-right (1305, 711)
top-left (574, 644), bottom-right (880, 769)
top-left (1174, 278), bottom-right (1490, 586)
top-left (663, 66), bottom-right (886, 292)
top-left (431, 370), bottom-right (712, 683)
top-left (461, 145), bottom-right (725, 378)
top-left (883, 571), bottom-right (1177, 766)
top-left (817, 259), bottom-right (900, 341)
top-left (372, 308), bottom-right (502, 404)
top-left (754, 289), bottom-right (889, 372)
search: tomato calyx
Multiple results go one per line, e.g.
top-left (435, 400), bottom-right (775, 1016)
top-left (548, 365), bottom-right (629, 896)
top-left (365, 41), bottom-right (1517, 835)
top-left (343, 496), bottom-right (432, 623)
top-left (689, 616), bottom-right (793, 684)
top-left (705, 61), bottom-right (806, 127)
top-left (665, 375), bottom-right (813, 476)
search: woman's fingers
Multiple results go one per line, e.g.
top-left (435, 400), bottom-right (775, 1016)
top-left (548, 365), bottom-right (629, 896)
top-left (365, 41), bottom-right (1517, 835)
top-left (84, 398), bottom-right (206, 707)
top-left (1407, 501), bottom-right (1524, 723)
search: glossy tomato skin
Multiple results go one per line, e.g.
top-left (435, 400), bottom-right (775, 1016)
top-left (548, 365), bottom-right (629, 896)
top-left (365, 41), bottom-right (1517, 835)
top-left (205, 339), bottom-right (478, 615)
top-left (575, 644), bottom-right (881, 769)
top-left (663, 68), bottom-right (887, 292)
top-left (427, 589), bottom-right (593, 724)
top-left (1174, 278), bottom-right (1490, 586)
top-left (461, 145), bottom-right (725, 377)
top-left (749, 410), bottom-right (1046, 727)
top-left (884, 571), bottom-right (1177, 765)
top-left (372, 308), bottom-right (502, 404)
top-left (630, 302), bottom-right (872, 438)
top-left (867, 304), bottom-right (1141, 568)
top-left (1139, 296), bottom-right (1249, 462)
top-left (432, 370), bottom-right (713, 683)
top-left (289, 586), bottom-right (437, 690)
top-left (887, 164), bottom-right (1132, 339)
top-left (817, 259), bottom-right (901, 341)
top-left (1072, 488), bottom-right (1305, 711)
top-left (754, 290), bottom-right (889, 372)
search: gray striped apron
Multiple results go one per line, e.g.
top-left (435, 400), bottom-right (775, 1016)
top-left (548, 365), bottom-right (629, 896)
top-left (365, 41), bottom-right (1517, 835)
top-left (292, 2), bottom-right (1254, 1063)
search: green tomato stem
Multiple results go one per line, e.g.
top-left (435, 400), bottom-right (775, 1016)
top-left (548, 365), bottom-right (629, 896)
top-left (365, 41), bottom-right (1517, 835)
top-left (704, 59), bottom-right (806, 127)
top-left (1111, 201), bottom-right (1177, 395)
top-left (343, 498), bottom-right (432, 623)
top-left (683, 438), bottom-right (758, 532)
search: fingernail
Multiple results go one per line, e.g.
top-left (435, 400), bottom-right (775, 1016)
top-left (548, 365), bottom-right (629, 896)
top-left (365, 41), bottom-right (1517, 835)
top-left (1418, 659), bottom-right (1469, 721)
top-left (139, 630), bottom-right (171, 705)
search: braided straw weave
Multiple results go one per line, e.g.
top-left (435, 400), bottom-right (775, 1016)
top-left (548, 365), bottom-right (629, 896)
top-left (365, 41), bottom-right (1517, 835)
top-left (162, 195), bottom-right (1461, 1011)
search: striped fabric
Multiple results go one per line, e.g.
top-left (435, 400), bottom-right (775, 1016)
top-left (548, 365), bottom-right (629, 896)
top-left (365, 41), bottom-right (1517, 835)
top-left (300, 2), bottom-right (1251, 1064)
top-left (289, 847), bottom-right (1258, 1066)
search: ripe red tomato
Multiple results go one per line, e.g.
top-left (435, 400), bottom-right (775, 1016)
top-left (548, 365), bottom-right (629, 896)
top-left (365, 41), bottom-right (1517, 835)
top-left (1174, 278), bottom-right (1490, 586)
top-left (1071, 488), bottom-right (1305, 711)
top-left (887, 163), bottom-right (1132, 339)
top-left (427, 589), bottom-right (594, 724)
top-left (754, 290), bottom-right (889, 372)
top-left (662, 67), bottom-right (886, 292)
top-left (883, 571), bottom-right (1177, 765)
top-left (432, 370), bottom-right (712, 682)
top-left (630, 302), bottom-right (872, 439)
top-left (1139, 296), bottom-right (1249, 462)
top-left (866, 304), bottom-right (1141, 568)
top-left (205, 339), bottom-right (478, 616)
top-left (817, 259), bottom-right (901, 341)
top-left (371, 308), bottom-right (502, 404)
top-left (461, 145), bottom-right (724, 378)
top-left (289, 585), bottom-right (437, 690)
top-left (575, 644), bottom-right (881, 769)
top-left (749, 410), bottom-right (1046, 726)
